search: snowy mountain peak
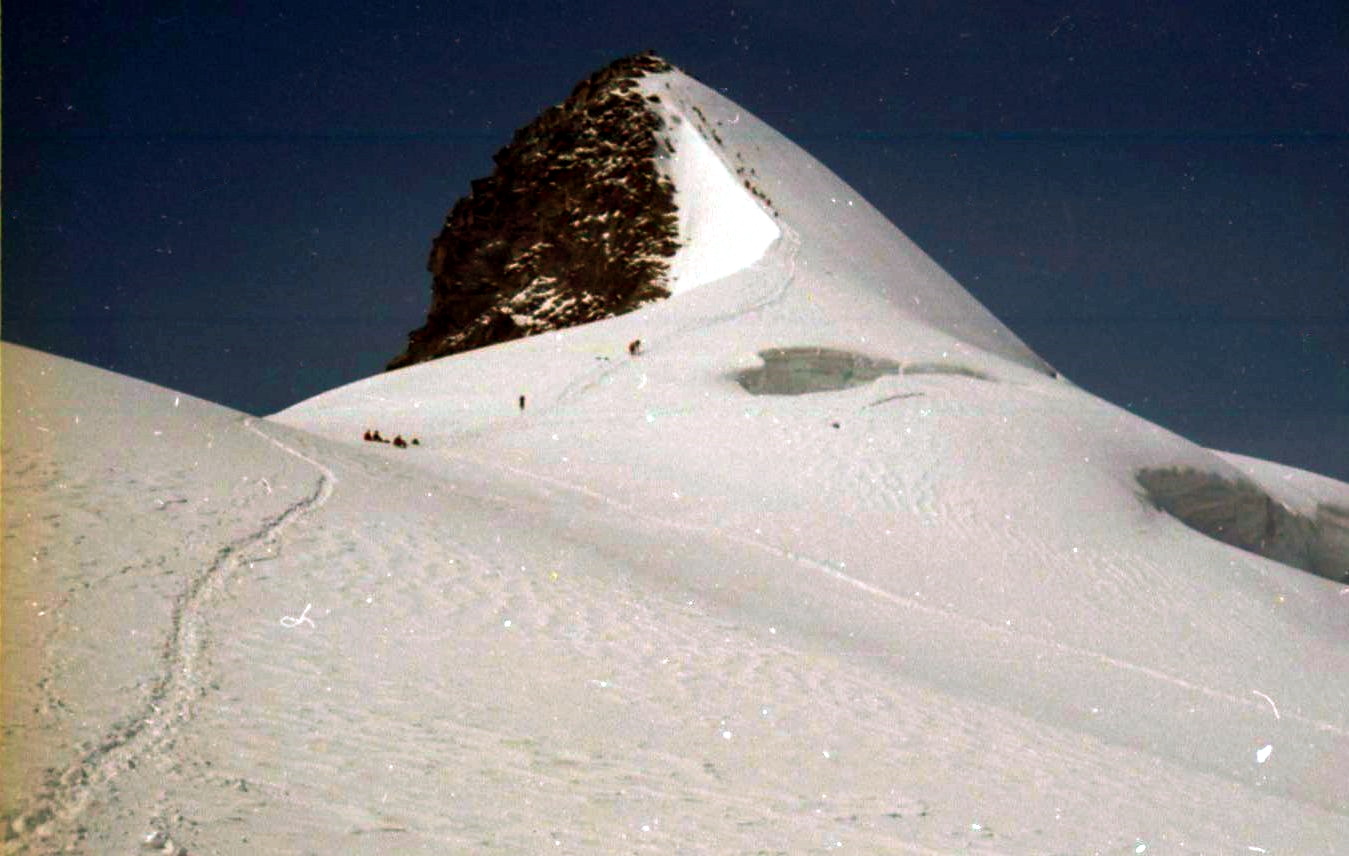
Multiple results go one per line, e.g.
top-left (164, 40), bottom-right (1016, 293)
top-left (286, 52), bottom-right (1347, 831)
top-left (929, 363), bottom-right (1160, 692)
top-left (389, 53), bottom-right (1053, 376)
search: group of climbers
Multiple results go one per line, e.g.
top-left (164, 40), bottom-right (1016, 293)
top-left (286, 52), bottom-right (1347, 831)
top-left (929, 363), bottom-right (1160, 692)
top-left (363, 429), bottom-right (419, 448)
top-left (371, 339), bottom-right (642, 439)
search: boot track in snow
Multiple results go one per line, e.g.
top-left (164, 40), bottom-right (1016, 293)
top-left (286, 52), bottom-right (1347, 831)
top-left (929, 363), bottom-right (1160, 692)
top-left (3, 420), bottom-right (336, 854)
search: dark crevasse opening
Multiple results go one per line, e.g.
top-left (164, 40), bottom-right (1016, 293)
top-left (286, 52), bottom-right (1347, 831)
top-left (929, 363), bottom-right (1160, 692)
top-left (734, 347), bottom-right (995, 396)
top-left (735, 347), bottom-right (898, 395)
top-left (1137, 467), bottom-right (1349, 583)
top-left (902, 362), bottom-right (993, 381)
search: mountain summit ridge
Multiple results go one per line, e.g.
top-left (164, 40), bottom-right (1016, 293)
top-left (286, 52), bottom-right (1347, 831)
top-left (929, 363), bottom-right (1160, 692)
top-left (390, 52), bottom-right (1056, 378)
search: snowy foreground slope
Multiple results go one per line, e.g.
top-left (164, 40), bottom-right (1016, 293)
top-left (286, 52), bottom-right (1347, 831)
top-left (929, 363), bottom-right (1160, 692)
top-left (7, 351), bottom-right (1349, 856)
top-left (5, 66), bottom-right (1349, 856)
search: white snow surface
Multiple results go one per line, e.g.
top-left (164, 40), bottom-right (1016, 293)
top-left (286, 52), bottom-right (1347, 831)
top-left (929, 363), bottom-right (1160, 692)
top-left (6, 67), bottom-right (1349, 855)
top-left (639, 71), bottom-right (1054, 376)
top-left (646, 82), bottom-right (781, 295)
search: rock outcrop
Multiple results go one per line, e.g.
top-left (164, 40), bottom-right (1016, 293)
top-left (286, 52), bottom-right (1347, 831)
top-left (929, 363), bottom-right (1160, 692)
top-left (388, 51), bottom-right (680, 370)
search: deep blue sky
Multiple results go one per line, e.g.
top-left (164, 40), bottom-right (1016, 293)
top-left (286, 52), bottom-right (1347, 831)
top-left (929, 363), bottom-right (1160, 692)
top-left (5, 2), bottom-right (1347, 480)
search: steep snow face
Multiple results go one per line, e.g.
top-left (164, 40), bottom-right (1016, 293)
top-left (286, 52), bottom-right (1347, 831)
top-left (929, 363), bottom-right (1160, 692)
top-left (642, 69), bottom-right (1054, 376)
top-left (646, 92), bottom-right (781, 294)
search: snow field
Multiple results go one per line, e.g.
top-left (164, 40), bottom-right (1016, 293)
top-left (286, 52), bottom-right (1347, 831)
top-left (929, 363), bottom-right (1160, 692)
top-left (11, 347), bottom-right (1345, 852)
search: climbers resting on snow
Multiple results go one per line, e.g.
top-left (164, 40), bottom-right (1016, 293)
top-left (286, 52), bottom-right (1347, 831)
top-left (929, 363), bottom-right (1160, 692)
top-left (363, 429), bottom-right (419, 448)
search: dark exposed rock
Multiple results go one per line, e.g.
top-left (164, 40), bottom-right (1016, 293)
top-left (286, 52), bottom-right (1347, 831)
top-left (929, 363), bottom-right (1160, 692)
top-left (388, 51), bottom-right (680, 370)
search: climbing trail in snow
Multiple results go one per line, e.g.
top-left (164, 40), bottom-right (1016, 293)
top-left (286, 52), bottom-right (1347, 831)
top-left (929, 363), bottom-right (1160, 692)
top-left (549, 202), bottom-right (802, 412)
top-left (3, 420), bottom-right (335, 854)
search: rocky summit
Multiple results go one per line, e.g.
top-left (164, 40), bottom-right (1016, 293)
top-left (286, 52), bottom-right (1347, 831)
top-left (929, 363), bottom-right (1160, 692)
top-left (388, 52), bottom-right (680, 370)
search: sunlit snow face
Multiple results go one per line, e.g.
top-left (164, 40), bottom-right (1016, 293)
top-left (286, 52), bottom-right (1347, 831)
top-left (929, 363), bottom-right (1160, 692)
top-left (643, 84), bottom-right (780, 296)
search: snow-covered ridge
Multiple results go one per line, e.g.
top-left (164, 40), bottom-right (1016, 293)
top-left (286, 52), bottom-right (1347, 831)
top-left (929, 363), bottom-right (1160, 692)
top-left (643, 82), bottom-right (781, 295)
top-left (267, 53), bottom-right (1349, 830)
top-left (640, 66), bottom-right (1055, 377)
top-left (388, 51), bottom-right (1053, 377)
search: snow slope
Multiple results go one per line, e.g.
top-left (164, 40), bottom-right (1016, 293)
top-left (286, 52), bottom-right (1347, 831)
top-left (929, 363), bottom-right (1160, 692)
top-left (638, 71), bottom-right (1054, 376)
top-left (7, 341), bottom-right (1348, 854)
top-left (5, 64), bottom-right (1348, 855)
top-left (268, 67), bottom-right (1349, 847)
top-left (3, 344), bottom-right (323, 849)
top-left (651, 93), bottom-right (781, 295)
